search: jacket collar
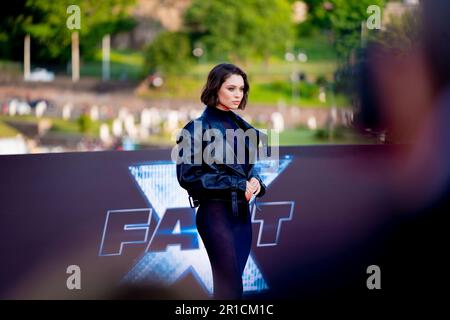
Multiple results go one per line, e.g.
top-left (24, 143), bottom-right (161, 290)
top-left (202, 105), bottom-right (260, 137)
top-left (201, 106), bottom-right (255, 177)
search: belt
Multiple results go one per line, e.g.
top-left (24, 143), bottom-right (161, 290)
top-left (196, 192), bottom-right (262, 216)
top-left (192, 191), bottom-right (246, 217)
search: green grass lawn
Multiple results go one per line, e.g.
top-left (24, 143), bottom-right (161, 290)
top-left (279, 127), bottom-right (374, 146)
top-left (139, 127), bottom-right (371, 147)
top-left (81, 49), bottom-right (144, 80)
top-left (140, 58), bottom-right (347, 107)
top-left (0, 120), bottom-right (19, 137)
top-left (150, 34), bottom-right (346, 107)
top-left (0, 114), bottom-right (104, 138)
top-left (138, 75), bottom-right (348, 108)
top-left (294, 33), bottom-right (338, 62)
top-left (0, 114), bottom-right (43, 123)
top-left (2, 114), bottom-right (373, 146)
top-left (81, 35), bottom-right (347, 108)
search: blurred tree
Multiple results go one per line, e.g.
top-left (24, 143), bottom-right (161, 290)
top-left (0, 0), bottom-right (136, 64)
top-left (0, 0), bottom-right (30, 59)
top-left (143, 31), bottom-right (192, 76)
top-left (351, 8), bottom-right (421, 140)
top-left (295, 0), bottom-right (333, 31)
top-left (372, 6), bottom-right (420, 53)
top-left (184, 0), bottom-right (294, 64)
top-left (294, 0), bottom-right (386, 59)
top-left (328, 0), bottom-right (386, 59)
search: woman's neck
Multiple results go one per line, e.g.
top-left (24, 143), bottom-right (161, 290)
top-left (216, 103), bottom-right (231, 112)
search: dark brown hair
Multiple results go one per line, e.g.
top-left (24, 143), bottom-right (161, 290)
top-left (200, 63), bottom-right (249, 110)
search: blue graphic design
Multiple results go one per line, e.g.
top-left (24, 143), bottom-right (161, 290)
top-left (107, 156), bottom-right (293, 295)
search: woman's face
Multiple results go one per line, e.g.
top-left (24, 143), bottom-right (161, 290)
top-left (216, 74), bottom-right (245, 111)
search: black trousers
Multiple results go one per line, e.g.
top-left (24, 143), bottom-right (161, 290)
top-left (196, 200), bottom-right (252, 299)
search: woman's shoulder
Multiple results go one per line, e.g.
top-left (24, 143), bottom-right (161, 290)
top-left (233, 112), bottom-right (255, 130)
top-left (180, 112), bottom-right (208, 132)
top-left (233, 112), bottom-right (268, 142)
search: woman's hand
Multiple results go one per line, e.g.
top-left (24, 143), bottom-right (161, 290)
top-left (245, 177), bottom-right (261, 201)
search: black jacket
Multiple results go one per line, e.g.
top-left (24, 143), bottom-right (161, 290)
top-left (175, 106), bottom-right (267, 216)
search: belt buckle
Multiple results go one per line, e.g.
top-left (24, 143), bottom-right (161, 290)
top-left (189, 196), bottom-right (199, 208)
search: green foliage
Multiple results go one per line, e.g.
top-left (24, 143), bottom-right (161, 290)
top-left (315, 74), bottom-right (328, 86)
top-left (184, 0), bottom-right (294, 63)
top-left (299, 81), bottom-right (320, 99)
top-left (295, 0), bottom-right (332, 36)
top-left (0, 0), bottom-right (136, 63)
top-left (0, 0), bottom-right (32, 59)
top-left (301, 0), bottom-right (386, 59)
top-left (143, 31), bottom-right (193, 76)
top-left (263, 80), bottom-right (291, 94)
top-left (331, 0), bottom-right (386, 58)
top-left (314, 127), bottom-right (343, 139)
top-left (296, 19), bottom-right (321, 38)
top-left (260, 79), bottom-right (319, 99)
top-left (77, 114), bottom-right (93, 134)
top-left (333, 4), bottom-right (419, 110)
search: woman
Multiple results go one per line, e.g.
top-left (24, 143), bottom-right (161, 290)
top-left (175, 63), bottom-right (267, 299)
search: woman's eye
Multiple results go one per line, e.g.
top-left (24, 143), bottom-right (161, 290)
top-left (227, 87), bottom-right (243, 92)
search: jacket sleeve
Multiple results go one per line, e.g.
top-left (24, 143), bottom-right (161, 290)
top-left (175, 121), bottom-right (247, 194)
top-left (249, 166), bottom-right (266, 198)
top-left (247, 129), bottom-right (267, 198)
